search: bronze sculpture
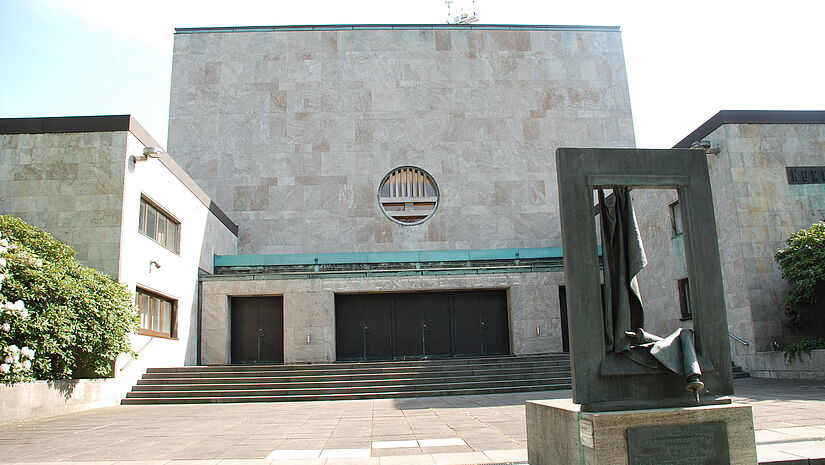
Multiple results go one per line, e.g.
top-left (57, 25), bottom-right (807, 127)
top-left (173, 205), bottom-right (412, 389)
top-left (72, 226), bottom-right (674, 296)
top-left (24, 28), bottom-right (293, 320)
top-left (598, 187), bottom-right (704, 401)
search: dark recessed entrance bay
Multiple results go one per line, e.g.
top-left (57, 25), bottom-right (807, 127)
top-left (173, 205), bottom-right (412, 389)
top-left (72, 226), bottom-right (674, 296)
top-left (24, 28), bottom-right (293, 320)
top-left (335, 291), bottom-right (510, 361)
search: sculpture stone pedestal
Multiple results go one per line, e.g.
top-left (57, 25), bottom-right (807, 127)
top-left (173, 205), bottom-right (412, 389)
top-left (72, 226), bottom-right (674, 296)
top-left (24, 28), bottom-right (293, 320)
top-left (526, 399), bottom-right (757, 465)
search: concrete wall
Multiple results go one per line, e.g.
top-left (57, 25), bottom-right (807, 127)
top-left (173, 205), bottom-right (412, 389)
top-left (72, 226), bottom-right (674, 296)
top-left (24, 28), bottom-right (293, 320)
top-left (636, 122), bottom-right (825, 372)
top-left (0, 378), bottom-right (135, 425)
top-left (750, 350), bottom-right (825, 381)
top-left (168, 26), bottom-right (635, 255)
top-left (201, 270), bottom-right (566, 364)
top-left (0, 131), bottom-right (128, 277)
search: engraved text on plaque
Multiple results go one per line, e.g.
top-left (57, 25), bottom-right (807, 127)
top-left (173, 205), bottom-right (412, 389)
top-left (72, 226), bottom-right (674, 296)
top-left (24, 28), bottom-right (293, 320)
top-left (627, 422), bottom-right (729, 465)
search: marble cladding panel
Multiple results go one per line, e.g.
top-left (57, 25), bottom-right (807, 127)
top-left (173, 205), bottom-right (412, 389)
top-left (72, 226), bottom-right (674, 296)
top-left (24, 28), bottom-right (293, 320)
top-left (0, 133), bottom-right (127, 277)
top-left (283, 291), bottom-right (335, 363)
top-left (168, 28), bottom-right (634, 255)
top-left (200, 293), bottom-right (230, 365)
top-left (200, 270), bottom-right (565, 362)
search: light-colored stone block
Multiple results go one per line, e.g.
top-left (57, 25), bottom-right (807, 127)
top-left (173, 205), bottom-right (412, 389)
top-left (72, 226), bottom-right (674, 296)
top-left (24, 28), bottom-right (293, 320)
top-left (526, 399), bottom-right (757, 465)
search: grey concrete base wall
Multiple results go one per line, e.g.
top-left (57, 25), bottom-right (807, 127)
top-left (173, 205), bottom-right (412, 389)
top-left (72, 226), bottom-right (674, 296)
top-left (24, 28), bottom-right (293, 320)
top-left (0, 342), bottom-right (163, 425)
top-left (201, 270), bottom-right (565, 364)
top-left (526, 399), bottom-right (757, 465)
top-left (0, 132), bottom-right (128, 277)
top-left (747, 350), bottom-right (825, 381)
top-left (0, 378), bottom-right (129, 425)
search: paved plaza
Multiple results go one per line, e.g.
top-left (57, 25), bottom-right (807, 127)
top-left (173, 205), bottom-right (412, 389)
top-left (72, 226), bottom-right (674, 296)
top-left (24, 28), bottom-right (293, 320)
top-left (1, 378), bottom-right (824, 465)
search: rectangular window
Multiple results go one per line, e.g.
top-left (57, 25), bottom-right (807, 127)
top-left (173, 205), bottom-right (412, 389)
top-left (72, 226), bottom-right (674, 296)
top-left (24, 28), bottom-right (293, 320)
top-left (669, 200), bottom-right (683, 236)
top-left (136, 288), bottom-right (177, 338)
top-left (138, 197), bottom-right (180, 253)
top-left (678, 277), bottom-right (692, 320)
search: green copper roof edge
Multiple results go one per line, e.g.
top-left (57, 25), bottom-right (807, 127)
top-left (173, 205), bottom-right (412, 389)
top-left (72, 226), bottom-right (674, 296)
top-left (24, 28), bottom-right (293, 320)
top-left (214, 246), bottom-right (564, 268)
top-left (201, 265), bottom-right (564, 281)
top-left (175, 24), bottom-right (620, 34)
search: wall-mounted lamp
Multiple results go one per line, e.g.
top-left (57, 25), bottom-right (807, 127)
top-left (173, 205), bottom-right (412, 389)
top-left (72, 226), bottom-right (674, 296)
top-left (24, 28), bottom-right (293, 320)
top-left (134, 146), bottom-right (165, 162)
top-left (149, 260), bottom-right (162, 272)
top-left (690, 140), bottom-right (721, 155)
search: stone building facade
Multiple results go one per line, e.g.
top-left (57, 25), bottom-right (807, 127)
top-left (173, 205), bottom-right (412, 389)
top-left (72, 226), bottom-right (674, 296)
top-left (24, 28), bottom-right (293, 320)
top-left (167, 24), bottom-right (636, 364)
top-left (2, 27), bottom-right (822, 383)
top-left (0, 116), bottom-right (238, 413)
top-left (634, 110), bottom-right (825, 378)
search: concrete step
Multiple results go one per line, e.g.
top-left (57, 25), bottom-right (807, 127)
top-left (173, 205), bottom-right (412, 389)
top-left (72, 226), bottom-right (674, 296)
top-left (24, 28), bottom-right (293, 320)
top-left (123, 353), bottom-right (572, 405)
top-left (125, 376), bottom-right (572, 399)
top-left (135, 369), bottom-right (571, 390)
top-left (143, 358), bottom-right (569, 378)
top-left (121, 382), bottom-right (572, 405)
top-left (732, 364), bottom-right (750, 379)
top-left (138, 365), bottom-right (570, 383)
top-left (145, 354), bottom-right (568, 373)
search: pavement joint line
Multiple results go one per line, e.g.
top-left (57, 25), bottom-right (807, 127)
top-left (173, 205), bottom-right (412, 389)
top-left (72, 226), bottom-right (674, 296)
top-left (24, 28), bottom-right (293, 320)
top-left (264, 450), bottom-right (320, 459)
top-left (319, 449), bottom-right (372, 458)
top-left (371, 440), bottom-right (419, 449)
top-left (418, 438), bottom-right (467, 447)
top-left (371, 438), bottom-right (466, 449)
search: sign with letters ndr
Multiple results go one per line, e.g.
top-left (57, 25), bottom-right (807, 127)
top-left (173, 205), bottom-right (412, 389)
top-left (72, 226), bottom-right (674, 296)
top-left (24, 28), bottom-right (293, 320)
top-left (787, 166), bottom-right (825, 185)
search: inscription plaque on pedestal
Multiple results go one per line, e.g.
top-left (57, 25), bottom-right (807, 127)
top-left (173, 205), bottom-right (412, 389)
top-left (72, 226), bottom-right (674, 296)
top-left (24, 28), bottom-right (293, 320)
top-left (627, 422), bottom-right (729, 465)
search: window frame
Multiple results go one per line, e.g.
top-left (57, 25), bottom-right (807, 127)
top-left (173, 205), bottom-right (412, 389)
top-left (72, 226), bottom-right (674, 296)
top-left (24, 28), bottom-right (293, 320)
top-left (677, 277), bottom-right (692, 320)
top-left (138, 195), bottom-right (181, 254)
top-left (669, 199), bottom-right (683, 237)
top-left (136, 287), bottom-right (178, 339)
top-left (377, 166), bottom-right (440, 226)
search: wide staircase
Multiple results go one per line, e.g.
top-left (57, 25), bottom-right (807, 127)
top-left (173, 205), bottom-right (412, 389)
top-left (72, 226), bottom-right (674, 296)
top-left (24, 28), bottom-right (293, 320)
top-left (122, 353), bottom-right (571, 405)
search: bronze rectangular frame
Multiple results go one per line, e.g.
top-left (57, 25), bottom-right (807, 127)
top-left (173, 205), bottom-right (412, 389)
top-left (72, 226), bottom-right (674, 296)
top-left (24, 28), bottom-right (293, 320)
top-left (556, 147), bottom-right (734, 412)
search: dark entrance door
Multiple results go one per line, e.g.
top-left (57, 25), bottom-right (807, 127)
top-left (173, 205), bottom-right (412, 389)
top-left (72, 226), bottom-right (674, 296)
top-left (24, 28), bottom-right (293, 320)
top-left (364, 294), bottom-right (393, 360)
top-left (422, 293), bottom-right (451, 358)
top-left (335, 295), bottom-right (364, 361)
top-left (452, 292), bottom-right (483, 356)
top-left (335, 290), bottom-right (509, 361)
top-left (393, 292), bottom-right (453, 359)
top-left (392, 293), bottom-right (424, 359)
top-left (335, 294), bottom-right (393, 361)
top-left (231, 296), bottom-right (284, 364)
top-left (478, 290), bottom-right (510, 355)
top-left (452, 291), bottom-right (510, 356)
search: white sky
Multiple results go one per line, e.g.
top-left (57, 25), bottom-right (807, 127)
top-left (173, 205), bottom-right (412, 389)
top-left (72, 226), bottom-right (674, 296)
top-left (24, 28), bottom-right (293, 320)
top-left (1, 0), bottom-right (823, 148)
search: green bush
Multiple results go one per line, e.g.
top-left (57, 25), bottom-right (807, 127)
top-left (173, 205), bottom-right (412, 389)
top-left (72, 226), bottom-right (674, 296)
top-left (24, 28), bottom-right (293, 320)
top-left (0, 215), bottom-right (138, 383)
top-left (783, 338), bottom-right (825, 364)
top-left (774, 222), bottom-right (825, 330)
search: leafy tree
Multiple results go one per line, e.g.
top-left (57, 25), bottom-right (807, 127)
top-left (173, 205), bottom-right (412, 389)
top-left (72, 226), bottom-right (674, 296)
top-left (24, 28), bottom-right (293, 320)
top-left (0, 215), bottom-right (137, 383)
top-left (775, 222), bottom-right (825, 331)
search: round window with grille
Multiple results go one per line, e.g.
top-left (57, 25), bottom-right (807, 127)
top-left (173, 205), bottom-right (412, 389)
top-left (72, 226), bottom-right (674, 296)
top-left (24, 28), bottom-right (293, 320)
top-left (378, 167), bottom-right (439, 225)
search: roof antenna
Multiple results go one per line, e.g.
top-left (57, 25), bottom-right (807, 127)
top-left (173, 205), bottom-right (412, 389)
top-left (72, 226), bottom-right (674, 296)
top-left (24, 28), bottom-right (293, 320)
top-left (449, 0), bottom-right (479, 24)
